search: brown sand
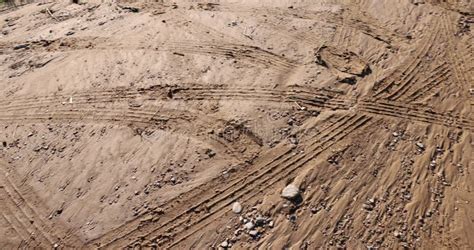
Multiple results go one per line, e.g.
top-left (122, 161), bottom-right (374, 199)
top-left (0, 0), bottom-right (472, 248)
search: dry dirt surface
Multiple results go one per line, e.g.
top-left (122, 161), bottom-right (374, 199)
top-left (0, 0), bottom-right (473, 249)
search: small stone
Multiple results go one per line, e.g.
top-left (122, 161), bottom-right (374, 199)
top-left (255, 216), bottom-right (266, 226)
top-left (220, 240), bottom-right (228, 248)
top-left (394, 230), bottom-right (401, 238)
top-left (362, 203), bottom-right (373, 211)
top-left (288, 214), bottom-right (297, 222)
top-left (232, 202), bottom-right (242, 214)
top-left (416, 142), bottom-right (425, 149)
top-left (289, 136), bottom-right (298, 145)
top-left (13, 44), bottom-right (29, 50)
top-left (249, 230), bottom-right (259, 237)
top-left (281, 184), bottom-right (300, 200)
top-left (244, 222), bottom-right (255, 230)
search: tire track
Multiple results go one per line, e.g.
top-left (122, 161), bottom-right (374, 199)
top-left (0, 165), bottom-right (83, 247)
top-left (0, 106), bottom-right (245, 161)
top-left (171, 87), bottom-right (354, 110)
top-left (90, 114), bottom-right (372, 248)
top-left (0, 85), bottom-right (471, 130)
top-left (372, 18), bottom-right (440, 98)
top-left (440, 12), bottom-right (471, 98)
top-left (164, 116), bottom-right (374, 249)
top-left (185, 2), bottom-right (410, 49)
top-left (386, 61), bottom-right (450, 101)
top-left (160, 41), bottom-right (298, 71)
top-left (0, 194), bottom-right (36, 246)
top-left (401, 62), bottom-right (452, 102)
top-left (86, 145), bottom-right (296, 248)
top-left (341, 3), bottom-right (410, 48)
top-left (358, 100), bottom-right (473, 129)
top-left (183, 3), bottom-right (338, 49)
top-left (0, 38), bottom-right (297, 72)
top-left (0, 180), bottom-right (52, 246)
top-left (0, 86), bottom-right (353, 113)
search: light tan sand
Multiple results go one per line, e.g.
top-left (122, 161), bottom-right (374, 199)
top-left (0, 0), bottom-right (472, 248)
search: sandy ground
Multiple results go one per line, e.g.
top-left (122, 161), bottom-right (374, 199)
top-left (0, 0), bottom-right (472, 249)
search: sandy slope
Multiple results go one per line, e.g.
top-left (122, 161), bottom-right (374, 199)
top-left (0, 0), bottom-right (472, 248)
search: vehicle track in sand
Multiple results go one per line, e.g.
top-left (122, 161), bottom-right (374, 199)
top-left (0, 85), bottom-right (471, 131)
top-left (439, 11), bottom-right (472, 99)
top-left (159, 41), bottom-right (298, 71)
top-left (0, 164), bottom-right (83, 248)
top-left (0, 38), bottom-right (298, 72)
top-left (371, 18), bottom-right (441, 99)
top-left (87, 113), bottom-right (374, 248)
top-left (0, 85), bottom-right (351, 112)
top-left (358, 99), bottom-right (473, 130)
top-left (163, 116), bottom-right (375, 249)
top-left (0, 2), bottom-right (471, 248)
top-left (0, 106), bottom-right (248, 162)
top-left (81, 100), bottom-right (471, 247)
top-left (398, 62), bottom-right (452, 102)
top-left (341, 2), bottom-right (411, 48)
top-left (383, 60), bottom-right (448, 101)
top-left (180, 1), bottom-right (411, 49)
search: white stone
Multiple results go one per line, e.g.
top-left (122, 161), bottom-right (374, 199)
top-left (244, 221), bottom-right (255, 230)
top-left (281, 184), bottom-right (300, 199)
top-left (220, 240), bottom-right (228, 248)
top-left (232, 202), bottom-right (242, 214)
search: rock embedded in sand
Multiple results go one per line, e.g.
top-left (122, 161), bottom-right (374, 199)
top-left (268, 220), bottom-right (274, 228)
top-left (220, 240), bottom-right (229, 248)
top-left (416, 142), bottom-right (425, 150)
top-left (249, 230), bottom-right (259, 237)
top-left (13, 44), bottom-right (29, 50)
top-left (255, 216), bottom-right (266, 226)
top-left (232, 202), bottom-right (242, 214)
top-left (244, 221), bottom-right (255, 230)
top-left (281, 184), bottom-right (300, 200)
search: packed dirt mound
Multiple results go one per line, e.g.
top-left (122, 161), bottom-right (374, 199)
top-left (0, 0), bottom-right (472, 249)
top-left (315, 45), bottom-right (371, 84)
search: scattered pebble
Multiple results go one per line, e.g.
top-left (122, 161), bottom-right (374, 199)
top-left (249, 230), bottom-right (259, 237)
top-left (220, 240), bottom-right (228, 248)
top-left (281, 184), bottom-right (300, 200)
top-left (232, 202), bottom-right (242, 214)
top-left (244, 221), bottom-right (255, 230)
top-left (13, 44), bottom-right (29, 50)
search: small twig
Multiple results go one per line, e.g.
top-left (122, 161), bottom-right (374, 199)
top-left (294, 101), bottom-right (306, 111)
top-left (46, 8), bottom-right (59, 21)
